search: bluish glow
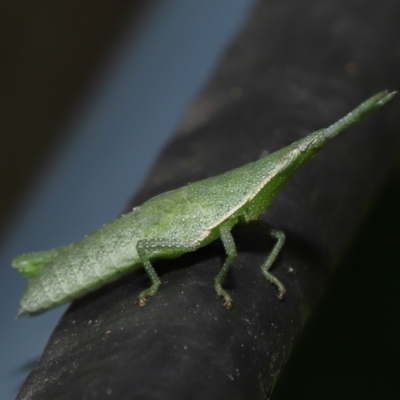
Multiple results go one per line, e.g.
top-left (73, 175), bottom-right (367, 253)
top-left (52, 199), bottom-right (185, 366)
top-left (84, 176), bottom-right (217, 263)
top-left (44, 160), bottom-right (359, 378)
top-left (0, 1), bottom-right (256, 398)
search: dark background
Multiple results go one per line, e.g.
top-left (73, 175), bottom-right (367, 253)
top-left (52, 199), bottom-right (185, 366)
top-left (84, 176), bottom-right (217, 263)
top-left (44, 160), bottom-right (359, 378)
top-left (1, 1), bottom-right (399, 399)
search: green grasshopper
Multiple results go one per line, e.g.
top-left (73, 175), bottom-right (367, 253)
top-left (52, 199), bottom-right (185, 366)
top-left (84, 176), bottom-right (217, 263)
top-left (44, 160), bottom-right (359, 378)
top-left (13, 91), bottom-right (396, 316)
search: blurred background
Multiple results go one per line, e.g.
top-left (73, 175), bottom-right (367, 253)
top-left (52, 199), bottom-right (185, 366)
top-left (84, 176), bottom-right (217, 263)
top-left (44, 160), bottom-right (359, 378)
top-left (0, 1), bottom-right (256, 398)
top-left (1, 1), bottom-right (400, 400)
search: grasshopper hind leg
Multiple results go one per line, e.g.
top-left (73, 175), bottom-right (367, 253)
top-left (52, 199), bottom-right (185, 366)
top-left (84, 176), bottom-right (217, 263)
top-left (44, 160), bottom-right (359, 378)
top-left (136, 238), bottom-right (199, 306)
top-left (215, 227), bottom-right (237, 309)
top-left (137, 230), bottom-right (238, 309)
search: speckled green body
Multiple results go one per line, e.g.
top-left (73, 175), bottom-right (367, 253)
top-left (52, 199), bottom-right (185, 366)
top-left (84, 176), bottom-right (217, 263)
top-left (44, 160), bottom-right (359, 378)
top-left (14, 91), bottom-right (396, 316)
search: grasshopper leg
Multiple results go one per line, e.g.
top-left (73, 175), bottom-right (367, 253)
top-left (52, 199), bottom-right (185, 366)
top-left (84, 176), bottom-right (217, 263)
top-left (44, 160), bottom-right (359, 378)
top-left (215, 227), bottom-right (237, 309)
top-left (249, 221), bottom-right (286, 300)
top-left (136, 238), bottom-right (198, 306)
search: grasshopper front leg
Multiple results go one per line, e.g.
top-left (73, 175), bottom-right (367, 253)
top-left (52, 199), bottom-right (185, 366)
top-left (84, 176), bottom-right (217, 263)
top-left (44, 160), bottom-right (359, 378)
top-left (248, 221), bottom-right (286, 300)
top-left (215, 223), bottom-right (286, 309)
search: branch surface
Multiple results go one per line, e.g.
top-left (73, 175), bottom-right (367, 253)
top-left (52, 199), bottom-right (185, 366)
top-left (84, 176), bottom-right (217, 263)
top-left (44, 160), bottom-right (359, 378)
top-left (17, 0), bottom-right (400, 399)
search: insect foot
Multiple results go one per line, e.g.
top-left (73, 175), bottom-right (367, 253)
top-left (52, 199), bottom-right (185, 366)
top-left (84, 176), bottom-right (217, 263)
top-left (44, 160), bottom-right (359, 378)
top-left (138, 297), bottom-right (146, 307)
top-left (276, 289), bottom-right (286, 301)
top-left (223, 300), bottom-right (233, 310)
